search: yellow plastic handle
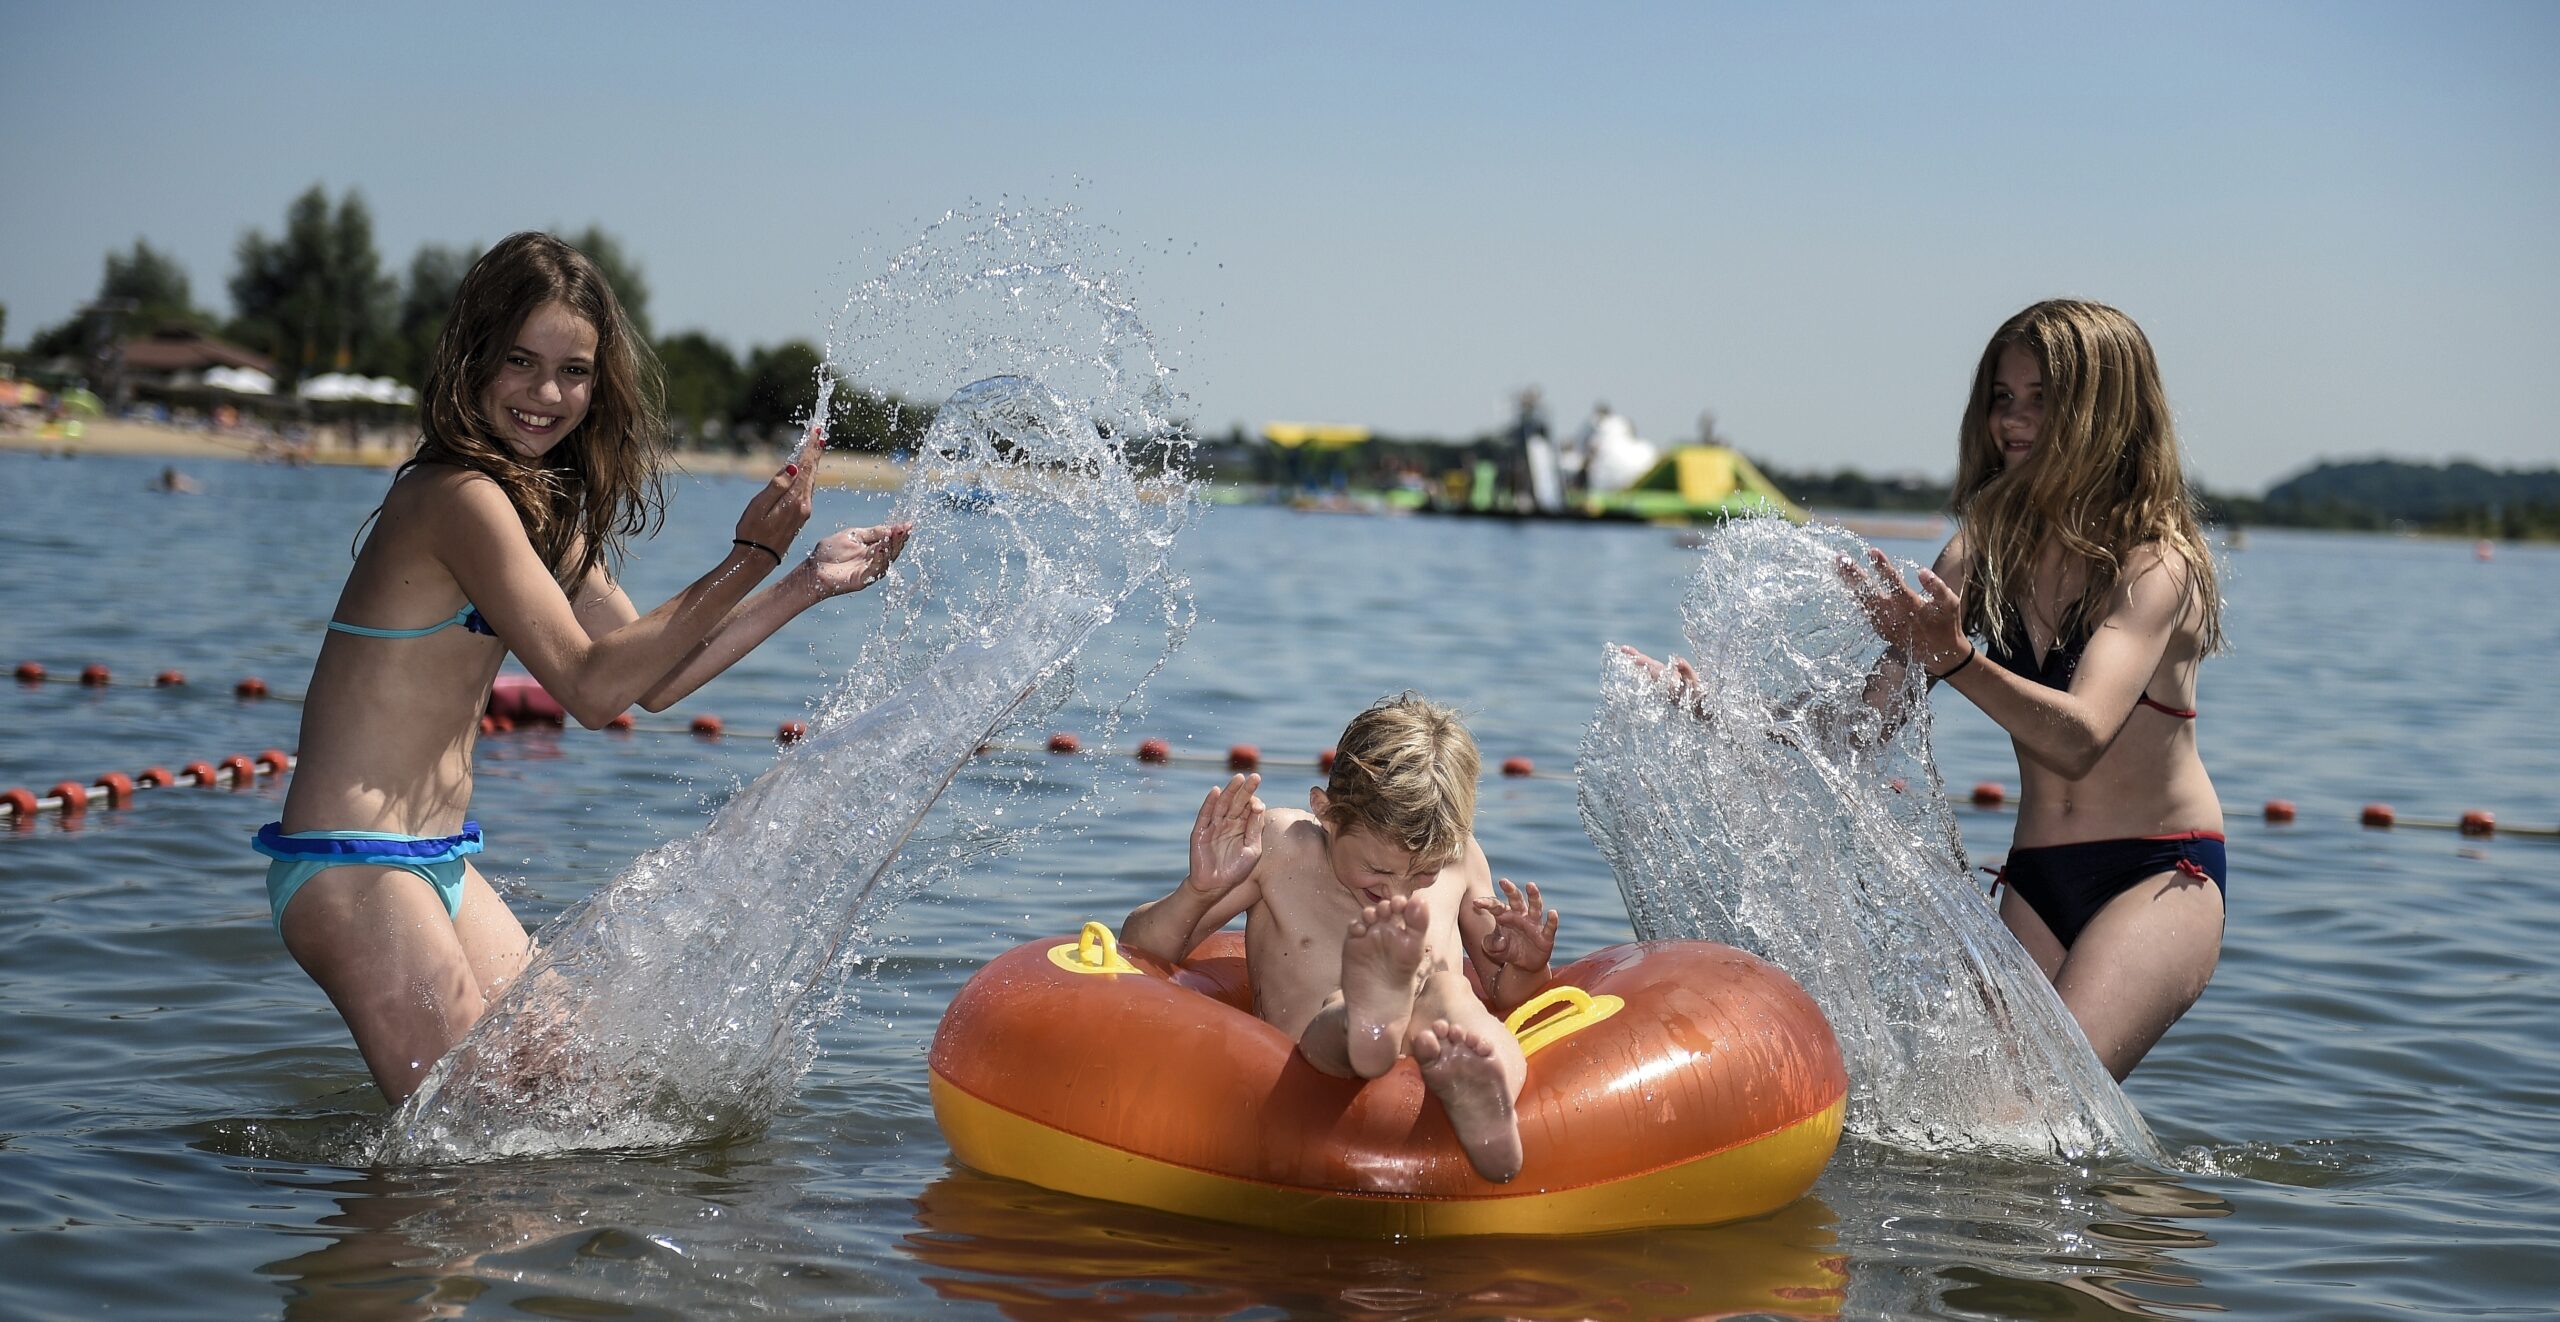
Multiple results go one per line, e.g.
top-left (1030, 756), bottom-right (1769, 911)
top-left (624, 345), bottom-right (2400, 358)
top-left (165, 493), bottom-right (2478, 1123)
top-left (1048, 920), bottom-right (1142, 975)
top-left (1504, 984), bottom-right (1625, 1058)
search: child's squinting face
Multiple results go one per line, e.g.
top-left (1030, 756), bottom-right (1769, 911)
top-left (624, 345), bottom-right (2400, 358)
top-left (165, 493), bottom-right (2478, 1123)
top-left (485, 300), bottom-right (599, 459)
top-left (1325, 823), bottom-right (1444, 906)
top-left (1987, 343), bottom-right (2046, 470)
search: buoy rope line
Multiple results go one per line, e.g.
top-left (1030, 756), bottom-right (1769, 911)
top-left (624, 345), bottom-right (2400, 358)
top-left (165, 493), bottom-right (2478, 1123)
top-left (9, 663), bottom-right (2547, 840)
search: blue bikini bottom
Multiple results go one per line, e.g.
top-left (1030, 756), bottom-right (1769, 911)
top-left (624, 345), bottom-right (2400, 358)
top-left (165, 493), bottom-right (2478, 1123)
top-left (252, 821), bottom-right (483, 932)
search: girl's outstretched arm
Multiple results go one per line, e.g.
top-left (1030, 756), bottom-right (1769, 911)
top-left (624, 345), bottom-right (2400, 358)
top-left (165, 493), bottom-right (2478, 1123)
top-left (436, 437), bottom-right (823, 726)
top-left (1847, 544), bottom-right (2191, 778)
top-left (634, 522), bottom-right (911, 710)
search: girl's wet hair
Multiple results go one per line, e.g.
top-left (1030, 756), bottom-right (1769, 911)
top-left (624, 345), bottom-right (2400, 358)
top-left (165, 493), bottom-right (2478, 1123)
top-left (1949, 299), bottom-right (2223, 654)
top-left (1321, 692), bottom-right (1480, 866)
top-left (387, 231), bottom-right (667, 586)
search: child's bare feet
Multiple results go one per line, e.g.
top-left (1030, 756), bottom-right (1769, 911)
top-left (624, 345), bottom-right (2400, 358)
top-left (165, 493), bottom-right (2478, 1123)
top-left (1412, 1019), bottom-right (1523, 1183)
top-left (1341, 895), bottom-right (1428, 1078)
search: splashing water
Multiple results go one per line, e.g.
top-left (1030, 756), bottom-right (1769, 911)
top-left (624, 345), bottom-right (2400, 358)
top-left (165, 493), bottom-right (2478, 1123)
top-left (1576, 519), bottom-right (2159, 1163)
top-left (381, 205), bottom-right (1199, 1163)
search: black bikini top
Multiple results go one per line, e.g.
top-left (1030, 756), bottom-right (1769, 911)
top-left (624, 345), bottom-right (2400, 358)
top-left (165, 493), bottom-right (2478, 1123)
top-left (1981, 609), bottom-right (2195, 719)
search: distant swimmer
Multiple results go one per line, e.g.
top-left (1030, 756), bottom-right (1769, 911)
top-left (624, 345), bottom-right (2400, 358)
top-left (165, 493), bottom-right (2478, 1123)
top-left (257, 232), bottom-right (912, 1104)
top-left (1120, 694), bottom-right (1559, 1182)
top-left (152, 466), bottom-right (200, 494)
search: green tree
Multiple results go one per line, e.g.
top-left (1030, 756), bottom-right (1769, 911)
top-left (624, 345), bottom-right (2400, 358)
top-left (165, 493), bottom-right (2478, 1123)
top-left (228, 185), bottom-right (396, 385)
top-left (561, 225), bottom-right (651, 341)
top-left (386, 242), bottom-right (474, 386)
top-left (732, 340), bottom-right (824, 438)
top-left (103, 239), bottom-right (210, 333)
top-left (656, 330), bottom-right (741, 445)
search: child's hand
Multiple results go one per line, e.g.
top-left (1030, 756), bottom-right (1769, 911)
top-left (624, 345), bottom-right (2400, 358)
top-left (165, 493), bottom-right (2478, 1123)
top-left (1620, 645), bottom-right (1708, 720)
top-left (1186, 773), bottom-right (1264, 895)
top-left (1472, 878), bottom-right (1557, 971)
top-left (735, 425), bottom-right (826, 554)
top-left (805, 521), bottom-right (911, 597)
top-left (1837, 548), bottom-right (1969, 675)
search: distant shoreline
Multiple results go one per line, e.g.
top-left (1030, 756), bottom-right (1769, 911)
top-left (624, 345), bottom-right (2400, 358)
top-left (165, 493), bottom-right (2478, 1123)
top-left (0, 418), bottom-right (907, 489)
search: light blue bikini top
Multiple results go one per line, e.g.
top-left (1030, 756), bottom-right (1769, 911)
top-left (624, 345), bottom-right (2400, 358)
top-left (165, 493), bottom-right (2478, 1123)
top-left (327, 605), bottom-right (498, 639)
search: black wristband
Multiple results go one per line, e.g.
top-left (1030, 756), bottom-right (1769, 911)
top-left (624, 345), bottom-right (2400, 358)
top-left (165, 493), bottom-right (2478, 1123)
top-left (1930, 646), bottom-right (1978, 682)
top-left (732, 537), bottom-right (783, 565)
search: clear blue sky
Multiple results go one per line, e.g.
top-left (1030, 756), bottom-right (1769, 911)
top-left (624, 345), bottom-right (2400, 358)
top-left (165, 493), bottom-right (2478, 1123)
top-left (5, 1), bottom-right (2553, 490)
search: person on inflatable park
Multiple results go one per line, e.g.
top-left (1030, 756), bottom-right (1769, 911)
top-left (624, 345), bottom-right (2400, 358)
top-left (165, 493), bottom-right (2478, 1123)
top-left (1119, 693), bottom-right (1560, 1182)
top-left (255, 231), bottom-right (912, 1104)
top-left (1632, 298), bottom-right (2226, 1082)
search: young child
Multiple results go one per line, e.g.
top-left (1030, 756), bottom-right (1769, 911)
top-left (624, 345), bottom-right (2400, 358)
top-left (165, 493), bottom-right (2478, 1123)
top-left (1119, 693), bottom-right (1559, 1182)
top-left (257, 231), bottom-right (911, 1104)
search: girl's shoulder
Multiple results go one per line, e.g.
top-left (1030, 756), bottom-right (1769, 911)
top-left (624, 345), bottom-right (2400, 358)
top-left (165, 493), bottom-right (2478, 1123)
top-left (381, 461), bottom-right (512, 521)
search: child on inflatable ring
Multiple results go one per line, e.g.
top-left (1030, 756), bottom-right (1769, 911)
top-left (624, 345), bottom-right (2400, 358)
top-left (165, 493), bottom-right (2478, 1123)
top-left (1120, 692), bottom-right (1559, 1182)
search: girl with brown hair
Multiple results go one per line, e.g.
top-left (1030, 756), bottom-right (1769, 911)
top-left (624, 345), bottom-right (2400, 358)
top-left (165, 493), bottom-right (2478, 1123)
top-left (1843, 298), bottom-right (2227, 1079)
top-left (255, 231), bottom-right (910, 1103)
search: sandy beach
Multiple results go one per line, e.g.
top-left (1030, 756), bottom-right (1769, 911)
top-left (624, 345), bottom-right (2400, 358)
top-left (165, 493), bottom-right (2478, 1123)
top-left (0, 417), bottom-right (908, 489)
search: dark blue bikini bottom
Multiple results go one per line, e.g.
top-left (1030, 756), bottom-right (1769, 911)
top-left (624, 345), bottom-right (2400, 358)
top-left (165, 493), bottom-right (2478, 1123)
top-left (1994, 831), bottom-right (2226, 949)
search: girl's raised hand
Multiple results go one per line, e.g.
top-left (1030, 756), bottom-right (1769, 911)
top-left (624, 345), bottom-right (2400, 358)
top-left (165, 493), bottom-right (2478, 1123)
top-left (805, 522), bottom-right (912, 597)
top-left (1472, 878), bottom-right (1558, 970)
top-left (1839, 548), bottom-right (1970, 673)
top-left (1186, 773), bottom-right (1265, 896)
top-left (735, 425), bottom-right (827, 555)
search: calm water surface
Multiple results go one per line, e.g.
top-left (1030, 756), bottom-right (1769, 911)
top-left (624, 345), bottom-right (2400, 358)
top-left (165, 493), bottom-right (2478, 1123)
top-left (3, 452), bottom-right (2555, 1319)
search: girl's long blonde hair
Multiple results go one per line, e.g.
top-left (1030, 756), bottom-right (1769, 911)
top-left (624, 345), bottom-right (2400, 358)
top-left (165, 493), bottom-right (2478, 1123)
top-left (1950, 299), bottom-right (2223, 653)
top-left (389, 231), bottom-right (666, 587)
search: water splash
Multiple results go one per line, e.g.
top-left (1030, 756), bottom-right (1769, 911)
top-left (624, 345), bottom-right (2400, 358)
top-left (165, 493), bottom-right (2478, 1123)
top-left (380, 205), bottom-right (1198, 1163)
top-left (1576, 518), bottom-right (2159, 1163)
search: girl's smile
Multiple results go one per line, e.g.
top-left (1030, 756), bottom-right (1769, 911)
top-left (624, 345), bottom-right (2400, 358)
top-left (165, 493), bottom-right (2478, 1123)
top-left (486, 300), bottom-right (599, 458)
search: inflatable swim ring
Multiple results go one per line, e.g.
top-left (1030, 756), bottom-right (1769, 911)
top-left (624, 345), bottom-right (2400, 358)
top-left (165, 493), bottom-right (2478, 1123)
top-left (929, 923), bottom-right (1846, 1238)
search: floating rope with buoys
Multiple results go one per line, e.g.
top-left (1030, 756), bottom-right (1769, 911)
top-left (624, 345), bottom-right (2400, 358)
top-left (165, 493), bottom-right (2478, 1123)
top-left (8, 659), bottom-right (2549, 840)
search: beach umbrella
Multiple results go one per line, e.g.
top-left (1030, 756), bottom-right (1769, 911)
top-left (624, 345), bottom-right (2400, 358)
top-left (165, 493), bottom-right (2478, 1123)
top-left (59, 387), bottom-right (104, 416)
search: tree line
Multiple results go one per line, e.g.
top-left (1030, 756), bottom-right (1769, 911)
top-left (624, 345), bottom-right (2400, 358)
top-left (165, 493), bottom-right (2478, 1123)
top-left (14, 184), bottom-right (932, 452)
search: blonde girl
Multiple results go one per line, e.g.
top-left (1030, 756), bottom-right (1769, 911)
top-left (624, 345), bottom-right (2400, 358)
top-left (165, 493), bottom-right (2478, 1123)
top-left (256, 232), bottom-right (909, 1103)
top-left (1844, 298), bottom-right (2226, 1080)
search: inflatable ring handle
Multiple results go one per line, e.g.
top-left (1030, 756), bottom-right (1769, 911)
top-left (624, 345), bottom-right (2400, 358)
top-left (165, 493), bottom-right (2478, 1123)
top-left (1504, 985), bottom-right (1626, 1059)
top-left (1048, 920), bottom-right (1143, 976)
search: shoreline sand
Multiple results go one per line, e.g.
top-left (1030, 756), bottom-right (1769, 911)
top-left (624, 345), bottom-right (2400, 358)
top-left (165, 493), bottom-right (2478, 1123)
top-left (0, 418), bottom-right (907, 489)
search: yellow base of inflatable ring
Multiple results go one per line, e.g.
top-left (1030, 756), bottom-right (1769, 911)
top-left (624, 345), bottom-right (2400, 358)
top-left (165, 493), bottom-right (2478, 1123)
top-left (929, 924), bottom-right (1847, 1238)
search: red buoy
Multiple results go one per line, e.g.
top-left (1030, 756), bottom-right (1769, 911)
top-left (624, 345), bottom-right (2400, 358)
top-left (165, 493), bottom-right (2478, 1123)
top-left (1970, 782), bottom-right (2007, 808)
top-left (47, 781), bottom-right (90, 818)
top-left (1047, 732), bottom-right (1082, 754)
top-left (180, 760), bottom-right (217, 787)
top-left (255, 749), bottom-right (292, 778)
top-left (2360, 803), bottom-right (2395, 828)
top-left (218, 755), bottom-right (256, 788)
top-left (2263, 799), bottom-right (2297, 823)
top-left (777, 720), bottom-right (808, 745)
top-left (80, 664), bottom-right (111, 687)
top-left (2459, 810), bottom-right (2496, 837)
top-left (13, 661), bottom-right (42, 684)
top-left (1500, 756), bottom-right (1535, 778)
top-left (1135, 737), bottom-right (1171, 764)
top-left (92, 772), bottom-right (136, 808)
top-left (1317, 747), bottom-right (1337, 774)
top-left (605, 712), bottom-right (636, 731)
top-left (1227, 744), bottom-right (1261, 772)
top-left (690, 714), bottom-right (724, 738)
top-left (478, 713), bottom-right (513, 735)
top-left (156, 670), bottom-right (185, 687)
top-left (136, 766), bottom-right (175, 788)
top-left (234, 676), bottom-right (268, 699)
top-left (4, 787), bottom-right (40, 822)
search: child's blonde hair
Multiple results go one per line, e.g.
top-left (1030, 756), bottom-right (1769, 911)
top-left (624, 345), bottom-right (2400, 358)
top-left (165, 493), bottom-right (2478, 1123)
top-left (1321, 693), bottom-right (1479, 865)
top-left (1951, 299), bottom-right (2224, 654)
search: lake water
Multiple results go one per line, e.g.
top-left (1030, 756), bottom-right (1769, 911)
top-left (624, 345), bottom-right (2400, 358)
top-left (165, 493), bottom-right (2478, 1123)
top-left (3, 450), bottom-right (2555, 1319)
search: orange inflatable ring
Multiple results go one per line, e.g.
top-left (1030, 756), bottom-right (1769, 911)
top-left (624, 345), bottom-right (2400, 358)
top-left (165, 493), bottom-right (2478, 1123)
top-left (929, 923), bottom-right (1846, 1238)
